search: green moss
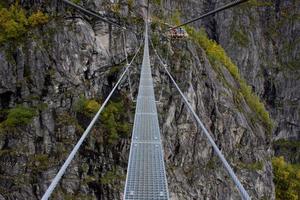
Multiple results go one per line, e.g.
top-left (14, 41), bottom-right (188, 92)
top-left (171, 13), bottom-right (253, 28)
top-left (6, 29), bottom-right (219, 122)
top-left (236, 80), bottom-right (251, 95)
top-left (108, 65), bottom-right (122, 76)
top-left (238, 161), bottom-right (264, 171)
top-left (52, 188), bottom-right (94, 200)
top-left (0, 149), bottom-right (18, 157)
top-left (153, 0), bottom-right (161, 6)
top-left (244, 0), bottom-right (272, 7)
top-left (273, 139), bottom-right (300, 148)
top-left (273, 139), bottom-right (300, 162)
top-left (57, 112), bottom-right (83, 133)
top-left (170, 10), bottom-right (181, 25)
top-left (71, 0), bottom-right (81, 4)
top-left (206, 158), bottom-right (216, 170)
top-left (0, 106), bottom-right (36, 129)
top-left (272, 156), bottom-right (300, 200)
top-left (100, 168), bottom-right (125, 185)
top-left (62, 193), bottom-right (94, 200)
top-left (232, 29), bottom-right (249, 47)
top-left (185, 26), bottom-right (273, 133)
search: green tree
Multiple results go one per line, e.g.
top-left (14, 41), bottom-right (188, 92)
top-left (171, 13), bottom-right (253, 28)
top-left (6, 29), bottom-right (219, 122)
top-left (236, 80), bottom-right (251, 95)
top-left (272, 157), bottom-right (300, 199)
top-left (0, 3), bottom-right (48, 44)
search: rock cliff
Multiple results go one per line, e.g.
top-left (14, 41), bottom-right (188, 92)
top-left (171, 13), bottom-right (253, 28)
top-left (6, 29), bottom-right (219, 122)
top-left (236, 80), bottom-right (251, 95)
top-left (0, 0), bottom-right (298, 199)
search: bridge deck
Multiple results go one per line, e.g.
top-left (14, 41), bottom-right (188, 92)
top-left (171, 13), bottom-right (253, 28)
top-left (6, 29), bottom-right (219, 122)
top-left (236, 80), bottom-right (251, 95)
top-left (123, 26), bottom-right (169, 200)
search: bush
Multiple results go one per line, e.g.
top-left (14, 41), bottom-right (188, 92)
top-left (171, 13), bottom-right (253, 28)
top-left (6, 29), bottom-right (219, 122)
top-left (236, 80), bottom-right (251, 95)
top-left (0, 3), bottom-right (48, 44)
top-left (101, 100), bottom-right (131, 144)
top-left (185, 26), bottom-right (273, 132)
top-left (71, 0), bottom-right (81, 4)
top-left (272, 157), bottom-right (300, 200)
top-left (100, 168), bottom-right (125, 185)
top-left (28, 10), bottom-right (49, 27)
top-left (0, 3), bottom-right (27, 43)
top-left (74, 96), bottom-right (100, 117)
top-left (0, 106), bottom-right (36, 128)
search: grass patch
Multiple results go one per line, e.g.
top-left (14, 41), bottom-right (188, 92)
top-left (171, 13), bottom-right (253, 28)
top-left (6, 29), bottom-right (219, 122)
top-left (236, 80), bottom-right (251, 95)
top-left (185, 26), bottom-right (273, 133)
top-left (272, 156), bottom-right (300, 200)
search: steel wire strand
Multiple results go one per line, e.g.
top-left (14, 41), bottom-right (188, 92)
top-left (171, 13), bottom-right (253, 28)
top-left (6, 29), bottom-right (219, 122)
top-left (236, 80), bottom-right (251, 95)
top-left (41, 44), bottom-right (142, 200)
top-left (150, 41), bottom-right (251, 200)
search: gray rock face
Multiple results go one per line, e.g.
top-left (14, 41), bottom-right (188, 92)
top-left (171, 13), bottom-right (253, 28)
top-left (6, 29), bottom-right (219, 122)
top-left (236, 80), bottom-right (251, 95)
top-left (152, 40), bottom-right (274, 199)
top-left (164, 0), bottom-right (299, 158)
top-left (0, 0), bottom-right (298, 199)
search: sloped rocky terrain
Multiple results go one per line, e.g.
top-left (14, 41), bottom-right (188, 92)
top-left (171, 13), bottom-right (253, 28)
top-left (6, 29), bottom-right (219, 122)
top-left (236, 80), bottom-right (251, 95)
top-left (0, 0), bottom-right (299, 199)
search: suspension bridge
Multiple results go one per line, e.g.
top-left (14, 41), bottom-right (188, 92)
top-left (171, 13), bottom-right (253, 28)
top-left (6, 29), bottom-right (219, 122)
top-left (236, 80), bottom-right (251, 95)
top-left (41, 1), bottom-right (251, 199)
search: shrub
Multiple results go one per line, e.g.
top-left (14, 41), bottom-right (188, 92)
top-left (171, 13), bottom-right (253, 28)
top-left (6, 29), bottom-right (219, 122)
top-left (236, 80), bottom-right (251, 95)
top-left (127, 0), bottom-right (134, 10)
top-left (74, 96), bottom-right (100, 117)
top-left (170, 10), bottom-right (181, 25)
top-left (0, 3), bottom-right (48, 44)
top-left (185, 26), bottom-right (273, 132)
top-left (101, 100), bottom-right (131, 144)
top-left (0, 106), bottom-right (36, 128)
top-left (28, 10), bottom-right (49, 27)
top-left (100, 168), bottom-right (125, 185)
top-left (272, 157), bottom-right (300, 200)
top-left (0, 3), bottom-right (27, 43)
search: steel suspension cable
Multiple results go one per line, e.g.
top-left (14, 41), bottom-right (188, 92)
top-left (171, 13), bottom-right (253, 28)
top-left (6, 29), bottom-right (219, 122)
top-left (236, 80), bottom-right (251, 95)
top-left (41, 44), bottom-right (142, 200)
top-left (150, 41), bottom-right (250, 200)
top-left (168, 0), bottom-right (249, 31)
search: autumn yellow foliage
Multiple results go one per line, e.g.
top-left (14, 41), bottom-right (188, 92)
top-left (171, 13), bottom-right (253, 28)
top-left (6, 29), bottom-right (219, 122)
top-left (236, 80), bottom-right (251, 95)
top-left (0, 3), bottom-right (48, 44)
top-left (185, 26), bottom-right (273, 132)
top-left (272, 157), bottom-right (300, 200)
top-left (28, 10), bottom-right (49, 27)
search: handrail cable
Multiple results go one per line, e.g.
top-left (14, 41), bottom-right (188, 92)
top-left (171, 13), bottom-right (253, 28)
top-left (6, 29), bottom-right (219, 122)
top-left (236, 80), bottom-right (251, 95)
top-left (168, 0), bottom-right (249, 31)
top-left (150, 40), bottom-right (251, 200)
top-left (62, 0), bottom-right (127, 30)
top-left (41, 44), bottom-right (142, 200)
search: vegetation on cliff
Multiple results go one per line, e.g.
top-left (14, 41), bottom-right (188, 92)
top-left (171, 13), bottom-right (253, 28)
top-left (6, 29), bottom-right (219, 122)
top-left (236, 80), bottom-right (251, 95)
top-left (0, 3), bottom-right (48, 44)
top-left (186, 26), bottom-right (273, 132)
top-left (0, 106), bottom-right (36, 133)
top-left (272, 156), bottom-right (300, 200)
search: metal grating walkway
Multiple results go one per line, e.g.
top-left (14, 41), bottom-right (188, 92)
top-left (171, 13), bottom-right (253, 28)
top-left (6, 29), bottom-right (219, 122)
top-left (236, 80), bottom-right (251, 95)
top-left (123, 25), bottom-right (169, 200)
